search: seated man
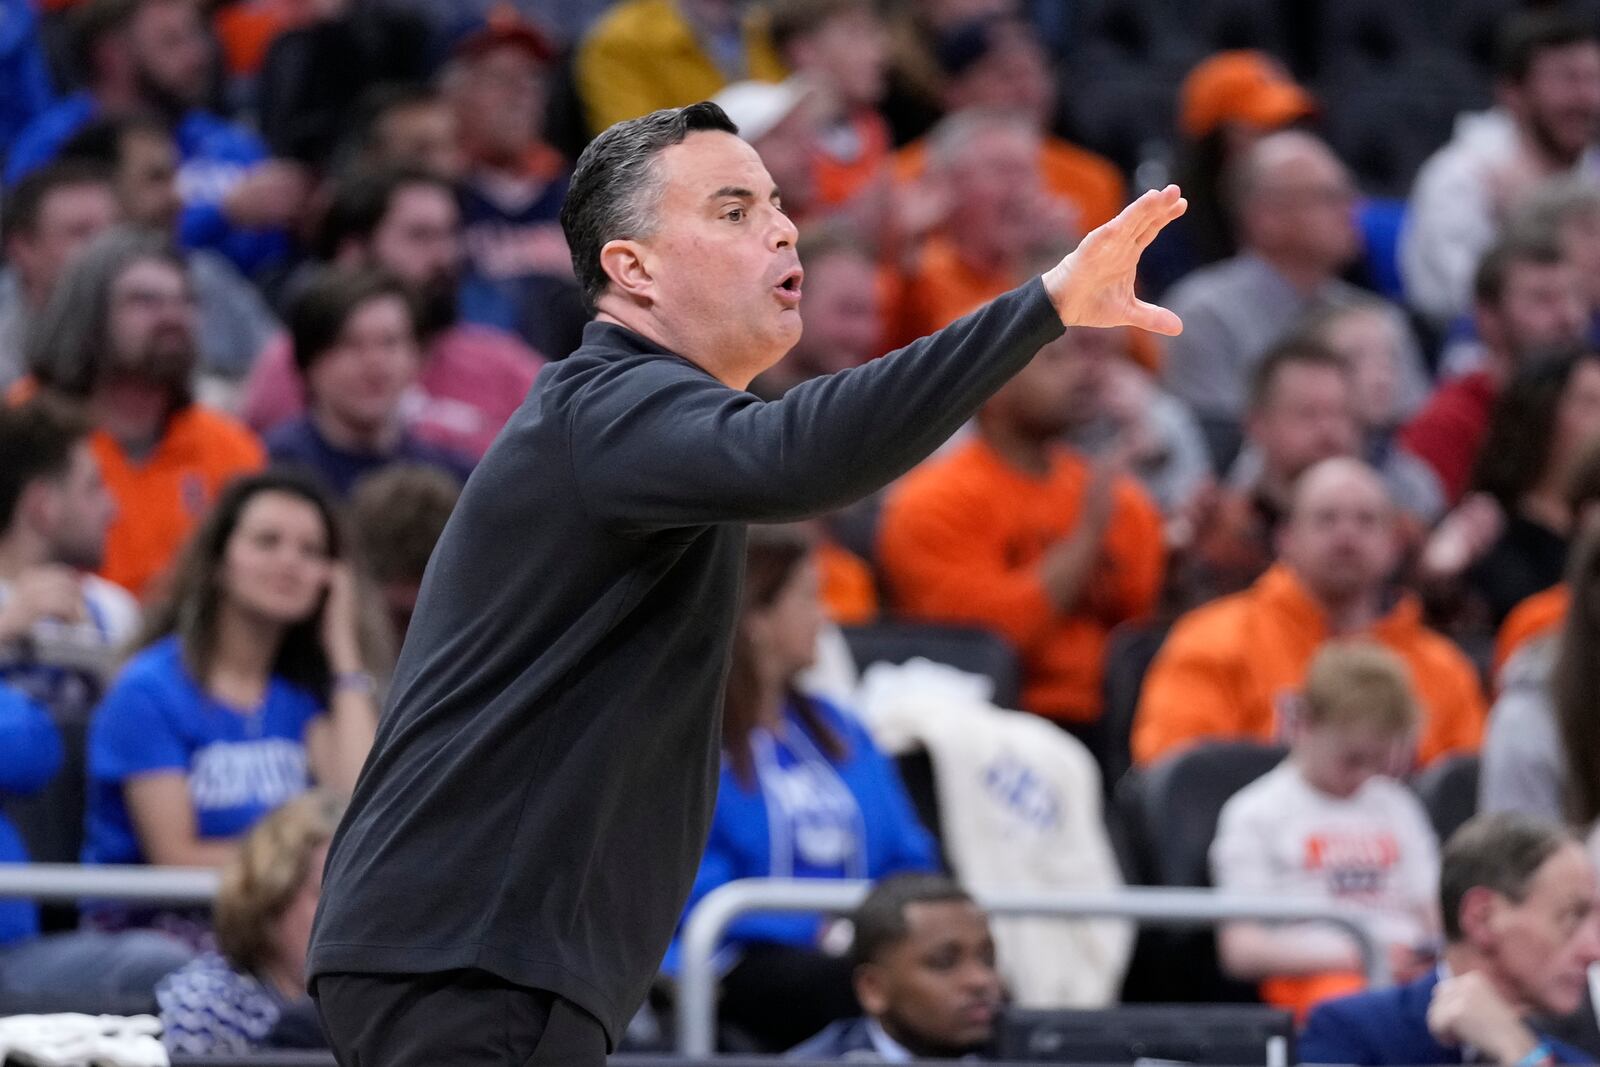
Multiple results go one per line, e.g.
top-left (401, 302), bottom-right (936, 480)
top-left (265, 268), bottom-right (473, 499)
top-left (1133, 458), bottom-right (1486, 769)
top-left (242, 166), bottom-right (544, 462)
top-left (879, 329), bottom-right (1166, 735)
top-left (0, 162), bottom-right (120, 387)
top-left (1173, 338), bottom-right (1360, 609)
top-left (0, 400), bottom-right (137, 722)
top-left (1213, 642), bottom-right (1441, 1018)
top-left (788, 874), bottom-right (1003, 1061)
top-left (1301, 812), bottom-right (1600, 1065)
top-left (1163, 131), bottom-right (1429, 469)
top-left (21, 227), bottom-right (265, 599)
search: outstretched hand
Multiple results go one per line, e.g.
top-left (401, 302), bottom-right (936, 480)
top-left (1042, 185), bottom-right (1187, 335)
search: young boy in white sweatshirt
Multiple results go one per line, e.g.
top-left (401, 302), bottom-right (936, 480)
top-left (1211, 641), bottom-right (1443, 1018)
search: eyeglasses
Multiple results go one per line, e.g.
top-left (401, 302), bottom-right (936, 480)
top-left (112, 285), bottom-right (196, 311)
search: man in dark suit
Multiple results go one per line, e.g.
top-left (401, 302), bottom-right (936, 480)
top-left (1301, 813), bottom-right (1600, 1065)
top-left (788, 875), bottom-right (1003, 1061)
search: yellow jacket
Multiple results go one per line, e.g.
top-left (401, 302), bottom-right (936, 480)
top-left (575, 0), bottom-right (785, 135)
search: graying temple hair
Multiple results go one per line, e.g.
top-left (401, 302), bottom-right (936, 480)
top-left (559, 102), bottom-right (739, 315)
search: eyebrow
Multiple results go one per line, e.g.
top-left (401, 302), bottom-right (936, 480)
top-left (709, 185), bottom-right (782, 203)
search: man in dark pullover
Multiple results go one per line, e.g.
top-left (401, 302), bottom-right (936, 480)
top-left (308, 102), bottom-right (1186, 1066)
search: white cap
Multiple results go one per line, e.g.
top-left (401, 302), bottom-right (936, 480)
top-left (711, 78), bottom-right (814, 142)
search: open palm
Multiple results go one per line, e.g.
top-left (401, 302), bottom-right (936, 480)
top-left (1042, 185), bottom-right (1187, 336)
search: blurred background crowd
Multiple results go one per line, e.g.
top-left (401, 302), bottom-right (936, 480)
top-left (10, 0), bottom-right (1600, 1060)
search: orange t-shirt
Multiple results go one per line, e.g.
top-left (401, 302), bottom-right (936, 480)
top-left (893, 134), bottom-right (1127, 235)
top-left (91, 406), bottom-right (266, 598)
top-left (1132, 565), bottom-right (1488, 768)
top-left (1494, 584), bottom-right (1570, 679)
top-left (877, 436), bottom-right (1165, 722)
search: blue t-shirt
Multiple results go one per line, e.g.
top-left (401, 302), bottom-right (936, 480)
top-left (264, 416), bottom-right (473, 499)
top-left (661, 698), bottom-right (938, 974)
top-left (83, 637), bottom-right (323, 866)
top-left (0, 684), bottom-right (63, 945)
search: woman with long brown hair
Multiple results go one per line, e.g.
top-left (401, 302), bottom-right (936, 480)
top-left (84, 470), bottom-right (389, 882)
top-left (668, 525), bottom-right (937, 1052)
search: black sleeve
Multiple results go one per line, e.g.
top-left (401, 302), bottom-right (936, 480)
top-left (571, 277), bottom-right (1064, 529)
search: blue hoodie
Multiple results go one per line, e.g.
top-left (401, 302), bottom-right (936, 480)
top-left (0, 685), bottom-right (64, 946)
top-left (662, 697), bottom-right (937, 974)
top-left (5, 92), bottom-right (290, 276)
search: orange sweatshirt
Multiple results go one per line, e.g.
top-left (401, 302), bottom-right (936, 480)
top-left (1494, 584), bottom-right (1570, 678)
top-left (1133, 565), bottom-right (1487, 768)
top-left (878, 436), bottom-right (1164, 722)
top-left (92, 406), bottom-right (266, 599)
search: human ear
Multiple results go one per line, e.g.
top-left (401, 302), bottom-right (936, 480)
top-left (599, 238), bottom-right (655, 303)
top-left (1457, 886), bottom-right (1501, 947)
top-left (855, 963), bottom-right (889, 1017)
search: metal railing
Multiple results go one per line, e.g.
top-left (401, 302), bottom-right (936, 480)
top-left (675, 879), bottom-right (1390, 1056)
top-left (0, 863), bottom-right (218, 904)
top-left (0, 866), bottom-right (1389, 1060)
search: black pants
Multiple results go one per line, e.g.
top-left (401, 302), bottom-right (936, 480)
top-left (313, 969), bottom-right (607, 1066)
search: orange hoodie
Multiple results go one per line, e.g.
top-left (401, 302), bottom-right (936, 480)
top-left (1133, 564), bottom-right (1487, 768)
top-left (1494, 584), bottom-right (1570, 678)
top-left (878, 436), bottom-right (1165, 722)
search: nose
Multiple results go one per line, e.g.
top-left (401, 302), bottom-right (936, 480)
top-left (769, 203), bottom-right (798, 250)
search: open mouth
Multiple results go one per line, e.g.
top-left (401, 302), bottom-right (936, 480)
top-left (774, 267), bottom-right (804, 304)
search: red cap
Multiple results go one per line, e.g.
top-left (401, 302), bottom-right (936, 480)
top-left (453, 4), bottom-right (556, 65)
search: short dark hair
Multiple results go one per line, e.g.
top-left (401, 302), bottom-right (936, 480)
top-left (1474, 231), bottom-right (1567, 307)
top-left (767, 0), bottom-right (872, 59)
top-left (315, 165), bottom-right (455, 262)
top-left (1440, 813), bottom-right (1571, 943)
top-left (0, 399), bottom-right (92, 533)
top-left (288, 268), bottom-right (417, 376)
top-left (58, 112), bottom-right (172, 171)
top-left (350, 464), bottom-right (461, 585)
top-left (560, 102), bottom-right (738, 316)
top-left (1495, 9), bottom-right (1600, 84)
top-left (851, 874), bottom-right (977, 969)
top-left (1, 160), bottom-right (113, 246)
top-left (1248, 336), bottom-right (1349, 412)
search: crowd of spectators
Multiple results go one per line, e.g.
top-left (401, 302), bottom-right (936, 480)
top-left (7, 0), bottom-right (1600, 1060)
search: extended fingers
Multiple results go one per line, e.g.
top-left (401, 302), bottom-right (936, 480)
top-left (1132, 188), bottom-right (1187, 249)
top-left (1127, 298), bottom-right (1183, 337)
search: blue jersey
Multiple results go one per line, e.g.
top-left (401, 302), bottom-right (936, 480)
top-left (84, 636), bottom-right (322, 865)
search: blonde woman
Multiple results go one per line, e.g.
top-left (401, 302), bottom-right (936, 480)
top-left (156, 791), bottom-right (343, 1054)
